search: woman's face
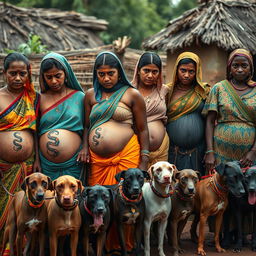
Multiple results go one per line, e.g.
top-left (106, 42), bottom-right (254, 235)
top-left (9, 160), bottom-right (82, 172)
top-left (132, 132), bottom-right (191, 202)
top-left (4, 61), bottom-right (28, 90)
top-left (138, 64), bottom-right (160, 87)
top-left (177, 62), bottom-right (196, 86)
top-left (230, 56), bottom-right (251, 82)
top-left (43, 66), bottom-right (66, 92)
top-left (96, 65), bottom-right (119, 89)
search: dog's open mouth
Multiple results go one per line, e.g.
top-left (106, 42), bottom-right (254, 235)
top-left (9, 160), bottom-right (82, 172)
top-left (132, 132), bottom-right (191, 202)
top-left (93, 214), bottom-right (103, 227)
top-left (248, 191), bottom-right (256, 205)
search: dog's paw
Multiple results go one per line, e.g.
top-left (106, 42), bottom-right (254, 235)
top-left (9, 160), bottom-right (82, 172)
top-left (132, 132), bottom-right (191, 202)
top-left (216, 246), bottom-right (226, 253)
top-left (197, 248), bottom-right (206, 256)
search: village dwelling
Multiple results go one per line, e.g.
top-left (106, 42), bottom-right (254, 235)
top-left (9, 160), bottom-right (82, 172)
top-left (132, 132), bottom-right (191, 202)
top-left (142, 0), bottom-right (256, 86)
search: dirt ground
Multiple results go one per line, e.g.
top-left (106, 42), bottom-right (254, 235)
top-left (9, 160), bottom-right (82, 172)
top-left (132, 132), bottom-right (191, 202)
top-left (151, 221), bottom-right (256, 256)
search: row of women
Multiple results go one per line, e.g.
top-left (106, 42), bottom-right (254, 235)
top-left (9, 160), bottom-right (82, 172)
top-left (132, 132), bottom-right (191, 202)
top-left (0, 48), bottom-right (255, 255)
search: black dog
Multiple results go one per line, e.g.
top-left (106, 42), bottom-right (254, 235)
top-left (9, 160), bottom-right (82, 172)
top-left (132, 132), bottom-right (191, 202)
top-left (79, 185), bottom-right (112, 256)
top-left (223, 165), bottom-right (256, 252)
top-left (113, 168), bottom-right (150, 256)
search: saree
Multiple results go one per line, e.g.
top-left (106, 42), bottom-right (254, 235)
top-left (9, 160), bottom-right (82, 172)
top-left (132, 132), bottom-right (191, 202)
top-left (166, 52), bottom-right (210, 174)
top-left (202, 80), bottom-right (256, 164)
top-left (0, 88), bottom-right (38, 245)
top-left (39, 91), bottom-right (84, 180)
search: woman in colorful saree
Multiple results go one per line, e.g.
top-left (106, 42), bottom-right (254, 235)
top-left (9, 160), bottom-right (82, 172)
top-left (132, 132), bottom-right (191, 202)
top-left (0, 52), bottom-right (39, 249)
top-left (81, 51), bottom-right (149, 255)
top-left (166, 52), bottom-right (210, 174)
top-left (132, 52), bottom-right (169, 168)
top-left (203, 48), bottom-right (256, 172)
top-left (38, 52), bottom-right (85, 180)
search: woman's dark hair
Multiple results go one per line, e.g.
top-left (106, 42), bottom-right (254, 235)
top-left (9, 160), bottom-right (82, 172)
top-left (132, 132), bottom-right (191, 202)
top-left (41, 58), bottom-right (65, 73)
top-left (94, 53), bottom-right (120, 70)
top-left (177, 58), bottom-right (196, 68)
top-left (4, 52), bottom-right (31, 82)
top-left (137, 52), bottom-right (162, 70)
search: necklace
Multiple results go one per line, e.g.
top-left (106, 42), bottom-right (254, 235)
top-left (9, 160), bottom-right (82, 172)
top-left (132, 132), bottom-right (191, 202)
top-left (230, 80), bottom-right (248, 91)
top-left (140, 86), bottom-right (155, 103)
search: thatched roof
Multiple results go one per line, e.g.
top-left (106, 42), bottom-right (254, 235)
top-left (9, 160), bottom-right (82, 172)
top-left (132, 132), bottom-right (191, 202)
top-left (0, 1), bottom-right (108, 51)
top-left (143, 0), bottom-right (256, 54)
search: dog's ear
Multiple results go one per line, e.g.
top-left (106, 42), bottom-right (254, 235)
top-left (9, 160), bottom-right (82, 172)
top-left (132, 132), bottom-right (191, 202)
top-left (47, 177), bottom-right (54, 191)
top-left (21, 176), bottom-right (29, 191)
top-left (52, 179), bottom-right (57, 190)
top-left (175, 171), bottom-right (181, 181)
top-left (76, 179), bottom-right (83, 192)
top-left (195, 171), bottom-right (201, 180)
top-left (115, 170), bottom-right (126, 182)
top-left (82, 187), bottom-right (91, 198)
top-left (143, 171), bottom-right (151, 181)
top-left (215, 163), bottom-right (226, 176)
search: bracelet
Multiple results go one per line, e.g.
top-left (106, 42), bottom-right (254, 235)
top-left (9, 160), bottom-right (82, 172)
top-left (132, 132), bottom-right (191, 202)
top-left (141, 149), bottom-right (150, 155)
top-left (141, 153), bottom-right (150, 158)
top-left (205, 150), bottom-right (215, 154)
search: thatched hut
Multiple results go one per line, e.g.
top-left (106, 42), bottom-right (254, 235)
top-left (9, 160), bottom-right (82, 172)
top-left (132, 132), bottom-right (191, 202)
top-left (143, 0), bottom-right (256, 86)
top-left (0, 1), bottom-right (108, 51)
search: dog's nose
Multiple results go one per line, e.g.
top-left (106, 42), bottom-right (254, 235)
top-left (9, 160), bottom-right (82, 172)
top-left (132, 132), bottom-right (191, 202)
top-left (36, 192), bottom-right (44, 201)
top-left (97, 207), bottom-right (104, 214)
top-left (63, 195), bottom-right (71, 203)
top-left (249, 188), bottom-right (256, 193)
top-left (133, 188), bottom-right (140, 194)
top-left (188, 188), bottom-right (194, 194)
top-left (163, 176), bottom-right (170, 182)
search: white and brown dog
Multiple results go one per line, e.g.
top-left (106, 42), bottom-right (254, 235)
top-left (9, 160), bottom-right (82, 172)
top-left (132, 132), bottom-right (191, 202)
top-left (142, 161), bottom-right (177, 256)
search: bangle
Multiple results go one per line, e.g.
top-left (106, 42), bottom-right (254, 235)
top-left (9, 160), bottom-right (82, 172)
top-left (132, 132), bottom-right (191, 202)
top-left (141, 149), bottom-right (150, 155)
top-left (141, 153), bottom-right (150, 158)
top-left (205, 150), bottom-right (215, 154)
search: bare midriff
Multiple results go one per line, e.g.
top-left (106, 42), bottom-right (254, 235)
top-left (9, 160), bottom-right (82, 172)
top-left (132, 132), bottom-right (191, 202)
top-left (40, 129), bottom-right (81, 163)
top-left (148, 120), bottom-right (165, 151)
top-left (0, 130), bottom-right (34, 163)
top-left (89, 120), bottom-right (134, 157)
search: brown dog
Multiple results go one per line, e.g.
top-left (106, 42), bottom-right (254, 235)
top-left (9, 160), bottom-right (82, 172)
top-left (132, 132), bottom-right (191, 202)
top-left (46, 175), bottom-right (82, 256)
top-left (1, 172), bottom-right (51, 256)
top-left (190, 162), bottom-right (245, 255)
top-left (167, 169), bottom-right (200, 256)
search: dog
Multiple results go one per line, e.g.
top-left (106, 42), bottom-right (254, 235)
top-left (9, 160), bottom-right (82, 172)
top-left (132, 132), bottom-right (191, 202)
top-left (222, 165), bottom-right (256, 252)
top-left (190, 161), bottom-right (245, 256)
top-left (167, 169), bottom-right (200, 256)
top-left (142, 161), bottom-right (177, 256)
top-left (113, 168), bottom-right (150, 256)
top-left (79, 185), bottom-right (112, 256)
top-left (1, 172), bottom-right (51, 256)
top-left (46, 175), bottom-right (82, 256)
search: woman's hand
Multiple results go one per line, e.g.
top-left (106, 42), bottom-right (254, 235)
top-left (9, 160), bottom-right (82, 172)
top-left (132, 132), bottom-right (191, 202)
top-left (77, 148), bottom-right (90, 163)
top-left (240, 150), bottom-right (256, 167)
top-left (204, 152), bottom-right (216, 174)
top-left (33, 158), bottom-right (42, 173)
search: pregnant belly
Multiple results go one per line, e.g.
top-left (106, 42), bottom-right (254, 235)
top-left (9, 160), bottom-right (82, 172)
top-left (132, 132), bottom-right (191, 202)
top-left (0, 130), bottom-right (34, 163)
top-left (148, 121), bottom-right (166, 151)
top-left (167, 113), bottom-right (205, 149)
top-left (89, 121), bottom-right (134, 157)
top-left (40, 129), bottom-right (82, 163)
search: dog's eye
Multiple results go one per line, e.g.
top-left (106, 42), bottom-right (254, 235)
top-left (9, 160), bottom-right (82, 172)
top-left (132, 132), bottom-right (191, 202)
top-left (30, 181), bottom-right (37, 189)
top-left (57, 184), bottom-right (64, 189)
top-left (42, 181), bottom-right (47, 188)
top-left (70, 184), bottom-right (76, 189)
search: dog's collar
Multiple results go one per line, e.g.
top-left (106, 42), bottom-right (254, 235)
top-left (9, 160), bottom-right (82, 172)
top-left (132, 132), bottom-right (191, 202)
top-left (150, 181), bottom-right (174, 198)
top-left (26, 190), bottom-right (45, 209)
top-left (83, 200), bottom-right (93, 216)
top-left (55, 196), bottom-right (78, 211)
top-left (175, 186), bottom-right (194, 201)
top-left (209, 174), bottom-right (228, 201)
top-left (119, 185), bottom-right (143, 203)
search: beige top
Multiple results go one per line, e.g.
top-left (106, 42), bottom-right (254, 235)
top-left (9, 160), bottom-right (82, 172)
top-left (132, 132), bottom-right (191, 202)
top-left (111, 102), bottom-right (133, 124)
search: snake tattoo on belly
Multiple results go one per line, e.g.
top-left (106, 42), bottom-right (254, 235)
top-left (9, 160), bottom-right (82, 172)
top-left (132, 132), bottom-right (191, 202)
top-left (13, 132), bottom-right (23, 151)
top-left (47, 130), bottom-right (60, 157)
top-left (92, 127), bottom-right (102, 146)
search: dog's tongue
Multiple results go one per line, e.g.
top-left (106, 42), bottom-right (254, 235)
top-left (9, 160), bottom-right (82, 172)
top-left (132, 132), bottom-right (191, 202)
top-left (248, 192), bottom-right (256, 205)
top-left (93, 214), bottom-right (103, 227)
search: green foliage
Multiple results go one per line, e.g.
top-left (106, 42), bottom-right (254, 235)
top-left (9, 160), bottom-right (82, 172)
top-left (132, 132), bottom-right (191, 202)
top-left (5, 33), bottom-right (48, 55)
top-left (169, 0), bottom-right (197, 19)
